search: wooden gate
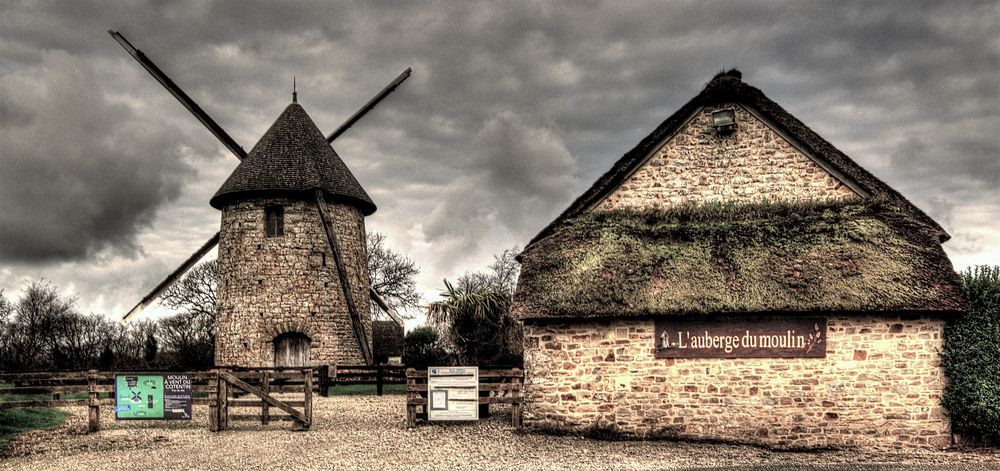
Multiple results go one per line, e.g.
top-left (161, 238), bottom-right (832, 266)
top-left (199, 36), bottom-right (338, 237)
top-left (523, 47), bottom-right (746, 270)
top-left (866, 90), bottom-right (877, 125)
top-left (210, 367), bottom-right (313, 431)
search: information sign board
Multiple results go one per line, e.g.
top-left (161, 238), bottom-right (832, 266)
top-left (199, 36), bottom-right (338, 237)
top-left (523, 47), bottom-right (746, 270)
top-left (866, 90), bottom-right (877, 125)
top-left (427, 366), bottom-right (478, 421)
top-left (115, 374), bottom-right (192, 420)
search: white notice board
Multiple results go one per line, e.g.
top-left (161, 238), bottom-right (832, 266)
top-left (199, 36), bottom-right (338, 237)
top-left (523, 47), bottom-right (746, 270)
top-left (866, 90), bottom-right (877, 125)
top-left (427, 366), bottom-right (479, 421)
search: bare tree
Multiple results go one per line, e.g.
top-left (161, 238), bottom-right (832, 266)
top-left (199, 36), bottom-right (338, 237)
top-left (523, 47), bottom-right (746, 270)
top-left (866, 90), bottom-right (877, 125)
top-left (455, 247), bottom-right (521, 296)
top-left (0, 281), bottom-right (163, 371)
top-left (0, 291), bottom-right (12, 370)
top-left (1, 281), bottom-right (76, 370)
top-left (160, 259), bottom-right (217, 321)
top-left (368, 232), bottom-right (421, 317)
top-left (0, 290), bottom-right (11, 323)
top-left (51, 312), bottom-right (109, 370)
top-left (105, 319), bottom-right (158, 369)
top-left (157, 260), bottom-right (217, 368)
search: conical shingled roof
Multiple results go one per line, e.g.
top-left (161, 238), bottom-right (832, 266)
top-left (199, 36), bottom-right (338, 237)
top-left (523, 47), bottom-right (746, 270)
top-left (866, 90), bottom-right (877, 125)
top-left (210, 102), bottom-right (376, 215)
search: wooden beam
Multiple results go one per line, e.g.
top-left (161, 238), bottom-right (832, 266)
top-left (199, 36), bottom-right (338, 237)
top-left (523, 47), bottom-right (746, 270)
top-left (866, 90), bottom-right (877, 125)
top-left (109, 30), bottom-right (247, 161)
top-left (314, 190), bottom-right (372, 365)
top-left (326, 68), bottom-right (411, 142)
top-left (369, 289), bottom-right (405, 327)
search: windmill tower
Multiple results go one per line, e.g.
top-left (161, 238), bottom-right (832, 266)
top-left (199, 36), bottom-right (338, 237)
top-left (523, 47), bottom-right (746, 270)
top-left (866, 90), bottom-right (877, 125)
top-left (110, 31), bottom-right (408, 367)
top-left (210, 99), bottom-right (376, 367)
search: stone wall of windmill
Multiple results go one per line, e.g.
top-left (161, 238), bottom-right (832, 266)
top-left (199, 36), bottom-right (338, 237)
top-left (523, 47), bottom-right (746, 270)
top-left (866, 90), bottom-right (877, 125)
top-left (214, 196), bottom-right (372, 367)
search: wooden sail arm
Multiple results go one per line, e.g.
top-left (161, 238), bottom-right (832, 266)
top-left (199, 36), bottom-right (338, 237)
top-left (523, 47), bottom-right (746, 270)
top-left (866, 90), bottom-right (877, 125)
top-left (109, 30), bottom-right (247, 161)
top-left (121, 232), bottom-right (220, 323)
top-left (369, 289), bottom-right (405, 328)
top-left (326, 68), bottom-right (411, 143)
top-left (314, 190), bottom-right (373, 365)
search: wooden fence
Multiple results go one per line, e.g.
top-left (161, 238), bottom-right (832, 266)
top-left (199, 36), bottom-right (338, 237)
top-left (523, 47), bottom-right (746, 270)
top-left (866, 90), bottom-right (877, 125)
top-left (0, 368), bottom-right (312, 432)
top-left (405, 368), bottom-right (523, 428)
top-left (315, 364), bottom-right (406, 396)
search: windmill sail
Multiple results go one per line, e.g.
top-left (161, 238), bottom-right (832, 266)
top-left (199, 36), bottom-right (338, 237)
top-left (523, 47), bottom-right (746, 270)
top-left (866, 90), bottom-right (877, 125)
top-left (111, 31), bottom-right (410, 332)
top-left (109, 30), bottom-right (247, 160)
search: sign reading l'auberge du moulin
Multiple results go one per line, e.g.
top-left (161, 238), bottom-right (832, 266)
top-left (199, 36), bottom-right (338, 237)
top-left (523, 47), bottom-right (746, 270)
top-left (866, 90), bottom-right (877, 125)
top-left (654, 318), bottom-right (826, 359)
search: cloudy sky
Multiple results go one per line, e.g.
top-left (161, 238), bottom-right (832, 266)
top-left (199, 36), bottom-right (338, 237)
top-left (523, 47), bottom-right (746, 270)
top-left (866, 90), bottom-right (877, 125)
top-left (1, 0), bottom-right (997, 324)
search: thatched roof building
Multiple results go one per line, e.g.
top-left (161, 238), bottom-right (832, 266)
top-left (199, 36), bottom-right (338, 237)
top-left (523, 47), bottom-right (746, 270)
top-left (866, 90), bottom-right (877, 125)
top-left (512, 70), bottom-right (964, 449)
top-left (513, 70), bottom-right (963, 319)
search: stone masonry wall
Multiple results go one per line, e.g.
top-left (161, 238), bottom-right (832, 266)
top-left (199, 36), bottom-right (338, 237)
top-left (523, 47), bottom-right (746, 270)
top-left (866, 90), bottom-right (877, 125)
top-left (215, 196), bottom-right (372, 367)
top-left (522, 315), bottom-right (950, 449)
top-left (597, 104), bottom-right (858, 211)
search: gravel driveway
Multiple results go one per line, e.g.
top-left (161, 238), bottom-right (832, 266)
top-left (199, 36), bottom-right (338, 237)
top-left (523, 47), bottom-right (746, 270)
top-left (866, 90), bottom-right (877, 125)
top-left (1, 395), bottom-right (997, 470)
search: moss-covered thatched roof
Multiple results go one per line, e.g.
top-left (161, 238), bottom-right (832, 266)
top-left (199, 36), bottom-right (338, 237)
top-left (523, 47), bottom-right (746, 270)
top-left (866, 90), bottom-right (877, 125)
top-left (511, 200), bottom-right (964, 320)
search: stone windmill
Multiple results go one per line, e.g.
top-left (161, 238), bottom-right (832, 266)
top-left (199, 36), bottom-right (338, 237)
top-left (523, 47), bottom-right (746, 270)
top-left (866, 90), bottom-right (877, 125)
top-left (110, 31), bottom-right (406, 367)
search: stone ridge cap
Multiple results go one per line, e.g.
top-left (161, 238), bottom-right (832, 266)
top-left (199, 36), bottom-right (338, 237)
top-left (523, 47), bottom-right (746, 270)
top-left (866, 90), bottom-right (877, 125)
top-left (518, 71), bottom-right (948, 254)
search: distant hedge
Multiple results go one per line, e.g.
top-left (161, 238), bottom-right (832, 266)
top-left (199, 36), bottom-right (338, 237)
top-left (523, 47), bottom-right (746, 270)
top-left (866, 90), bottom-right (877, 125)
top-left (943, 265), bottom-right (1000, 445)
top-left (402, 326), bottom-right (453, 369)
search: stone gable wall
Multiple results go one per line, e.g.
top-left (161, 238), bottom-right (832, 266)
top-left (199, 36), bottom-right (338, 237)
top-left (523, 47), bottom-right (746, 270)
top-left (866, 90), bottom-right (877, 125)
top-left (522, 315), bottom-right (950, 449)
top-left (596, 104), bottom-right (858, 211)
top-left (215, 196), bottom-right (372, 367)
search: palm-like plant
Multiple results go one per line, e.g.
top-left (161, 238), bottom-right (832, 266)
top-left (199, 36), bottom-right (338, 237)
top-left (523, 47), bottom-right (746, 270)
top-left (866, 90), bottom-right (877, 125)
top-left (427, 280), bottom-right (521, 366)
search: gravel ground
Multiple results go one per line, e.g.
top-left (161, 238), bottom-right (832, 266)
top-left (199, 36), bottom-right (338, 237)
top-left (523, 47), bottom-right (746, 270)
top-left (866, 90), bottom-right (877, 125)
top-left (1, 395), bottom-right (998, 470)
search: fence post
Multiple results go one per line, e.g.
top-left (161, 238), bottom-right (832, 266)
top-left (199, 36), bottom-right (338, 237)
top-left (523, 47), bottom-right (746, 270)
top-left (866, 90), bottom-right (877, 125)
top-left (208, 369), bottom-right (220, 432)
top-left (405, 368), bottom-right (417, 428)
top-left (376, 364), bottom-right (384, 396)
top-left (304, 367), bottom-right (313, 428)
top-left (318, 365), bottom-right (329, 397)
top-left (261, 370), bottom-right (270, 425)
top-left (218, 369), bottom-right (229, 431)
top-left (87, 370), bottom-right (100, 433)
top-left (512, 368), bottom-right (523, 429)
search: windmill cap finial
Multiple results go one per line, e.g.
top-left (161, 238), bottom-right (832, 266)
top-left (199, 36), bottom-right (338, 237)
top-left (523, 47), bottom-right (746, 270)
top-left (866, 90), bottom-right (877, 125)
top-left (292, 76), bottom-right (298, 103)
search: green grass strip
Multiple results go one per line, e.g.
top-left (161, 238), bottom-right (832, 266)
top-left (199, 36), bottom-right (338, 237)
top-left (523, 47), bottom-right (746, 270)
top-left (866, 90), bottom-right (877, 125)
top-left (0, 408), bottom-right (70, 452)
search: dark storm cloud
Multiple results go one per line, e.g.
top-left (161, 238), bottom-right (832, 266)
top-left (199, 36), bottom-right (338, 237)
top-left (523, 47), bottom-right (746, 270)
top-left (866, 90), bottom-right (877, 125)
top-left (0, 50), bottom-right (193, 262)
top-left (422, 110), bottom-right (577, 249)
top-left (0, 0), bottom-right (996, 315)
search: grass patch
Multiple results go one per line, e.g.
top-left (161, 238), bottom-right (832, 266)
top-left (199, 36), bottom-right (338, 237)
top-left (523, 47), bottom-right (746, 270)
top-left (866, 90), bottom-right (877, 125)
top-left (0, 408), bottom-right (70, 452)
top-left (326, 383), bottom-right (405, 395)
top-left (0, 383), bottom-right (73, 452)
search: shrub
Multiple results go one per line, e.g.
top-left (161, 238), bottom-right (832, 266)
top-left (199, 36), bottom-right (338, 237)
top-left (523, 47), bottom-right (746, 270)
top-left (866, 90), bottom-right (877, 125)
top-left (402, 326), bottom-right (453, 368)
top-left (427, 281), bottom-right (523, 366)
top-left (943, 265), bottom-right (1000, 445)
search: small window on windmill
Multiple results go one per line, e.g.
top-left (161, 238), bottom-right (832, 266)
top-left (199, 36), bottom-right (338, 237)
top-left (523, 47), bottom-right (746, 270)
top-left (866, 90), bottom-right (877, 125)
top-left (311, 252), bottom-right (326, 267)
top-left (265, 205), bottom-right (284, 237)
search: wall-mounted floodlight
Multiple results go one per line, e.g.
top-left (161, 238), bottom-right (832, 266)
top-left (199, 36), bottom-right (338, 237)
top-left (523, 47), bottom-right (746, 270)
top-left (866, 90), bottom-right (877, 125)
top-left (712, 108), bottom-right (737, 134)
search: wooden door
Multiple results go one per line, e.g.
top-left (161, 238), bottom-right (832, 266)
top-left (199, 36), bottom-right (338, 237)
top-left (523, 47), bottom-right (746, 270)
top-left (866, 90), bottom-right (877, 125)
top-left (273, 332), bottom-right (311, 367)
